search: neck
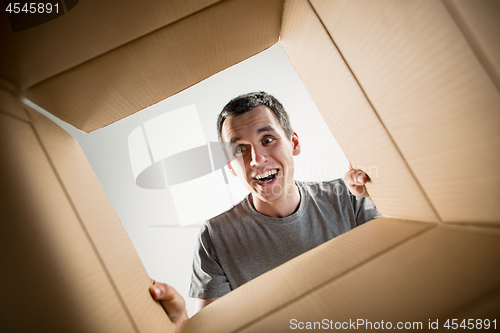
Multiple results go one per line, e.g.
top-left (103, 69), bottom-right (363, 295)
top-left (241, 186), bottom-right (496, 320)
top-left (251, 183), bottom-right (301, 218)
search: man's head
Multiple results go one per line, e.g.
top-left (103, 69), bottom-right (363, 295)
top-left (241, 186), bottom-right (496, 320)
top-left (217, 92), bottom-right (294, 146)
top-left (218, 92), bottom-right (301, 216)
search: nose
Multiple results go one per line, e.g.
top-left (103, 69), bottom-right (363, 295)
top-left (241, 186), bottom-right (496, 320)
top-left (249, 145), bottom-right (267, 167)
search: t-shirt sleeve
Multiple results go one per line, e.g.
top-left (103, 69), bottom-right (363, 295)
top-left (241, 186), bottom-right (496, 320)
top-left (188, 223), bottom-right (232, 299)
top-left (353, 195), bottom-right (380, 226)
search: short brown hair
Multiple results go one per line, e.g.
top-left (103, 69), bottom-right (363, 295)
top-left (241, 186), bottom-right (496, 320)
top-left (217, 92), bottom-right (293, 144)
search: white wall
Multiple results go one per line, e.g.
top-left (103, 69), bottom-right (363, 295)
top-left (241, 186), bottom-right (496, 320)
top-left (36, 42), bottom-right (349, 316)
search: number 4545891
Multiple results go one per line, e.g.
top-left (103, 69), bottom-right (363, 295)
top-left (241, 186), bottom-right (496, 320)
top-left (444, 319), bottom-right (496, 330)
top-left (5, 2), bottom-right (59, 14)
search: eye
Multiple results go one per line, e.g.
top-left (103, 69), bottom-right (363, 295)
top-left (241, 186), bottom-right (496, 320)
top-left (233, 146), bottom-right (241, 157)
top-left (233, 145), bottom-right (247, 157)
top-left (262, 137), bottom-right (274, 145)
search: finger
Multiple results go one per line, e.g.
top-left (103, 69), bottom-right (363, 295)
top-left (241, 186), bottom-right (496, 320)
top-left (351, 184), bottom-right (370, 197)
top-left (348, 169), bottom-right (369, 185)
top-left (345, 169), bottom-right (368, 186)
top-left (344, 169), bottom-right (355, 186)
top-left (149, 282), bottom-right (188, 332)
top-left (150, 282), bottom-right (176, 301)
top-left (150, 283), bottom-right (186, 312)
top-left (344, 169), bottom-right (372, 199)
top-left (354, 170), bottom-right (369, 185)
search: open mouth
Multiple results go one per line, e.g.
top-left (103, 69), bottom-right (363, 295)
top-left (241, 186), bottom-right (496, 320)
top-left (254, 169), bottom-right (278, 183)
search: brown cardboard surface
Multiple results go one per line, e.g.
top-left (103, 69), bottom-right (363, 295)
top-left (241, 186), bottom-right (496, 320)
top-left (439, 287), bottom-right (500, 325)
top-left (310, 0), bottom-right (500, 224)
top-left (0, 0), bottom-right (221, 90)
top-left (27, 108), bottom-right (174, 333)
top-left (236, 224), bottom-right (500, 332)
top-left (23, 0), bottom-right (283, 133)
top-left (443, 0), bottom-right (500, 91)
top-left (0, 87), bottom-right (29, 122)
top-left (280, 0), bottom-right (439, 222)
top-left (3, 1), bottom-right (499, 331)
top-left (0, 112), bottom-right (136, 332)
top-left (180, 218), bottom-right (433, 333)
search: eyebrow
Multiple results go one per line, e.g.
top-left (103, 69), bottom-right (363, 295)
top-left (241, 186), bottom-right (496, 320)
top-left (257, 125), bottom-right (275, 134)
top-left (229, 125), bottom-right (276, 144)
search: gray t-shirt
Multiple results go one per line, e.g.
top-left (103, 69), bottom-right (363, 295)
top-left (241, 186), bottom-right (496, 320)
top-left (189, 179), bottom-right (379, 298)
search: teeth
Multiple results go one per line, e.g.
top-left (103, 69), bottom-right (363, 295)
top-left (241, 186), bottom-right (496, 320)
top-left (255, 169), bottom-right (277, 180)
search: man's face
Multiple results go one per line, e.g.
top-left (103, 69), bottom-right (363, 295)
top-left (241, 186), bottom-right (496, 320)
top-left (222, 105), bottom-right (300, 207)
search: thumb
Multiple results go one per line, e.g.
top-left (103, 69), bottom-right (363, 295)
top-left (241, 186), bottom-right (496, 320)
top-left (150, 282), bottom-right (188, 331)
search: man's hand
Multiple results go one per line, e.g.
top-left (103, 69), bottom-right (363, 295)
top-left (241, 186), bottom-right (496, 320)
top-left (195, 297), bottom-right (218, 313)
top-left (344, 163), bottom-right (372, 201)
top-left (149, 280), bottom-right (188, 332)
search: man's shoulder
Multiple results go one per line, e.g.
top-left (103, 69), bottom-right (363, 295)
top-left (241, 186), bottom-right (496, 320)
top-left (205, 196), bottom-right (250, 228)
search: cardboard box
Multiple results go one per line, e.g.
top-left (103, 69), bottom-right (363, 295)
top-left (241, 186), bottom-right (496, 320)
top-left (1, 0), bottom-right (499, 331)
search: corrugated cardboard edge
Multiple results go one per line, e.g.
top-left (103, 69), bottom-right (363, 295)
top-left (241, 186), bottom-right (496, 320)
top-left (0, 87), bottom-right (29, 122)
top-left (0, 0), bottom-right (222, 90)
top-left (0, 107), bottom-right (137, 332)
top-left (442, 0), bottom-right (500, 93)
top-left (26, 107), bottom-right (174, 333)
top-left (180, 218), bottom-right (434, 332)
top-left (24, 0), bottom-right (284, 133)
top-left (236, 224), bottom-right (500, 332)
top-left (310, 0), bottom-right (500, 224)
top-left (279, 0), bottom-right (440, 223)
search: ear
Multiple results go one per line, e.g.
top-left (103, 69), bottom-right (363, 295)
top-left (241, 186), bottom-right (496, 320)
top-left (291, 132), bottom-right (301, 156)
top-left (227, 162), bottom-right (237, 177)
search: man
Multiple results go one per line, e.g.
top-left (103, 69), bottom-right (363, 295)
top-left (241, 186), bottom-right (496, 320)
top-left (150, 92), bottom-right (378, 329)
